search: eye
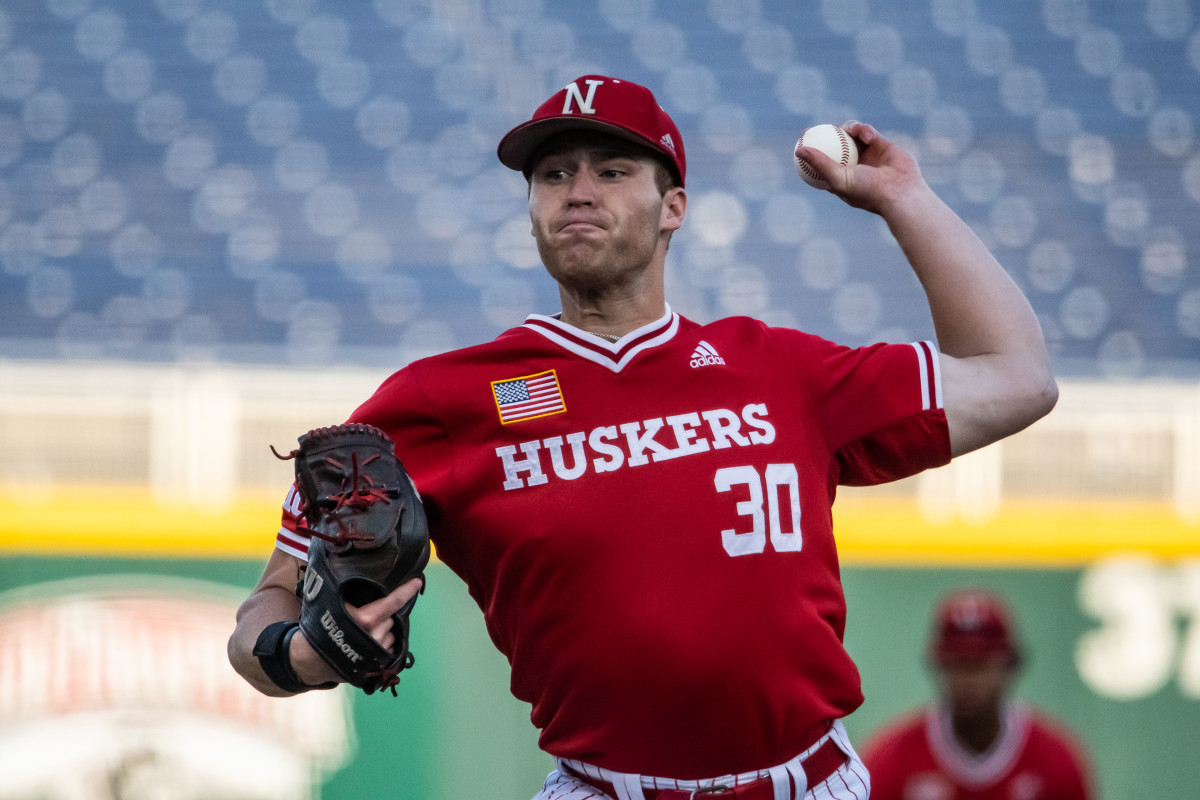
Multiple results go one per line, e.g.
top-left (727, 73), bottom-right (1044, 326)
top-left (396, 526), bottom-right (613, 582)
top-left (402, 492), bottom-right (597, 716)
top-left (535, 167), bottom-right (569, 183)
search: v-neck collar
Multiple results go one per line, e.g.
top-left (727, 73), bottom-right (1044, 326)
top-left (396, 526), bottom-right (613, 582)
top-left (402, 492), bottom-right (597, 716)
top-left (521, 305), bottom-right (680, 373)
top-left (926, 702), bottom-right (1030, 787)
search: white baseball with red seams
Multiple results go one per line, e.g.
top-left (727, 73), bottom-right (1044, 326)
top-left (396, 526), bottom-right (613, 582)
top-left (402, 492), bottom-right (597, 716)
top-left (794, 124), bottom-right (858, 189)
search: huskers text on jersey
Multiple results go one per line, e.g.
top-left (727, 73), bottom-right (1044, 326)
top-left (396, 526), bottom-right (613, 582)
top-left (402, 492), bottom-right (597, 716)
top-left (495, 403), bottom-right (775, 490)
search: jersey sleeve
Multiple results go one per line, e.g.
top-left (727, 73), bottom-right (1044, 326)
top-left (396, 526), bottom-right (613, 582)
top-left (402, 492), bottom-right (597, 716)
top-left (788, 334), bottom-right (951, 486)
top-left (275, 483), bottom-right (310, 560)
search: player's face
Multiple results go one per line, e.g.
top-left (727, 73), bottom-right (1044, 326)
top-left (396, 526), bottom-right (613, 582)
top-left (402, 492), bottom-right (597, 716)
top-left (936, 654), bottom-right (1014, 721)
top-left (527, 133), bottom-right (684, 292)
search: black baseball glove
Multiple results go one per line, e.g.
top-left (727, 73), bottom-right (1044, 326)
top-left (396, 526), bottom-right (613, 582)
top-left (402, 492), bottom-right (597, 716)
top-left (276, 423), bottom-right (430, 695)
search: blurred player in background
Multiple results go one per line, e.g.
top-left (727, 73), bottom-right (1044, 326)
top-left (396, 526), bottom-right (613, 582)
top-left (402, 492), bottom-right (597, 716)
top-left (861, 589), bottom-right (1095, 800)
top-left (229, 75), bottom-right (1058, 799)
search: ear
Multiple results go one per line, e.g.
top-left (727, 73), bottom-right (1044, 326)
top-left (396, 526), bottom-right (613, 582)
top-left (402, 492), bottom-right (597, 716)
top-left (661, 187), bottom-right (686, 233)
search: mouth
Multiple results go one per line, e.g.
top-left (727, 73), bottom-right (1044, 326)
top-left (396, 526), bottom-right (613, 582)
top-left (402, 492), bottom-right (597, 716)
top-left (557, 217), bottom-right (605, 234)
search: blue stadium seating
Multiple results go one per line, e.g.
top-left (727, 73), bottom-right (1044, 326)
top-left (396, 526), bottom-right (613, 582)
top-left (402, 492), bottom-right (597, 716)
top-left (1, 0), bottom-right (1197, 376)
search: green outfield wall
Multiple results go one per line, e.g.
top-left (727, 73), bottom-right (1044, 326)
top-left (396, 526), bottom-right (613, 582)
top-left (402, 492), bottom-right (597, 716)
top-left (2, 554), bottom-right (1197, 799)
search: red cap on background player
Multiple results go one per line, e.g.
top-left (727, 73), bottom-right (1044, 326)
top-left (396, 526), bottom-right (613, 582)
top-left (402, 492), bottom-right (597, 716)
top-left (497, 75), bottom-right (686, 187)
top-left (929, 589), bottom-right (1022, 666)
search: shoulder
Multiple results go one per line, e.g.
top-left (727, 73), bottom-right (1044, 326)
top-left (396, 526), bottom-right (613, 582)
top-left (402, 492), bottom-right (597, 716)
top-left (410, 325), bottom-right (541, 371)
top-left (705, 316), bottom-right (936, 376)
top-left (859, 709), bottom-right (929, 762)
top-left (1021, 708), bottom-right (1095, 797)
top-left (697, 315), bottom-right (825, 347)
top-left (346, 328), bottom-right (533, 431)
top-left (860, 710), bottom-right (935, 800)
top-left (367, 326), bottom-right (540, 396)
top-left (691, 317), bottom-right (855, 374)
top-left (1023, 709), bottom-right (1092, 763)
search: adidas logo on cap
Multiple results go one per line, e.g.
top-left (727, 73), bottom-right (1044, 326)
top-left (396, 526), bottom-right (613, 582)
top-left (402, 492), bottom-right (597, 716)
top-left (690, 340), bottom-right (725, 368)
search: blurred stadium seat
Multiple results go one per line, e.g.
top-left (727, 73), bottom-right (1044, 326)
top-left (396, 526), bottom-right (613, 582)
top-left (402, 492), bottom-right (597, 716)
top-left (1, 0), bottom-right (1197, 376)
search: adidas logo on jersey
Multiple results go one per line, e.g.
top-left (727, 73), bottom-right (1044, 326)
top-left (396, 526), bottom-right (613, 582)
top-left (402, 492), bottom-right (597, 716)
top-left (690, 340), bottom-right (725, 368)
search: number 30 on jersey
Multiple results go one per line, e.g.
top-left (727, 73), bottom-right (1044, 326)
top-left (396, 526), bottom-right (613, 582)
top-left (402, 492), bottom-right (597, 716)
top-left (715, 464), bottom-right (803, 556)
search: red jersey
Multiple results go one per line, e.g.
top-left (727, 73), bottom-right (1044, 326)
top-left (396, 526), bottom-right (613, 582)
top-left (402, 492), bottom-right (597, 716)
top-left (276, 308), bottom-right (950, 778)
top-left (861, 704), bottom-right (1094, 800)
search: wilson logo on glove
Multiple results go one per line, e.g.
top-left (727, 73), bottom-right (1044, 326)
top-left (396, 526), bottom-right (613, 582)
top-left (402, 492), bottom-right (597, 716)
top-left (320, 610), bottom-right (364, 663)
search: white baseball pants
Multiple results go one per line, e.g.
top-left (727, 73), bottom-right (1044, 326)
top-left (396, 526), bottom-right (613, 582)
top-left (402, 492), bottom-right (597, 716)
top-left (531, 720), bottom-right (871, 800)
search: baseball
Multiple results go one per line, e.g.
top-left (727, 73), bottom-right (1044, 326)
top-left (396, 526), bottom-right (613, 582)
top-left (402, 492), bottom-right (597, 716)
top-left (794, 124), bottom-right (858, 189)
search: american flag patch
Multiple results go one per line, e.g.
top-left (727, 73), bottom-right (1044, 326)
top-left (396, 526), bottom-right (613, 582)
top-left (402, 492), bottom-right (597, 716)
top-left (491, 369), bottom-right (566, 424)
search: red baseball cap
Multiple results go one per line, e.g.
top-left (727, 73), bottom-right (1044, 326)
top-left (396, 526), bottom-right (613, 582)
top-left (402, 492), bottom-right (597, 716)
top-left (497, 75), bottom-right (686, 187)
top-left (929, 589), bottom-right (1021, 666)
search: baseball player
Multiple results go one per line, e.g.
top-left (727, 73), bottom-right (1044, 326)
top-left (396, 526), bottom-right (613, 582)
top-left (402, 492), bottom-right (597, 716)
top-left (229, 75), bottom-right (1058, 799)
top-left (860, 590), bottom-right (1095, 800)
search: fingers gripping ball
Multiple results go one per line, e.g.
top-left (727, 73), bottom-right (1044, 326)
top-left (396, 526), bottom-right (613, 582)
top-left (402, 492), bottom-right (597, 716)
top-left (794, 124), bottom-right (858, 189)
top-left (276, 423), bottom-right (430, 695)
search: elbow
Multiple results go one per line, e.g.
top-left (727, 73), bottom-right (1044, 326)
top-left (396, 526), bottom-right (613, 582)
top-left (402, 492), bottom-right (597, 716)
top-left (1030, 369), bottom-right (1059, 422)
top-left (227, 631), bottom-right (254, 683)
top-left (1008, 342), bottom-right (1058, 423)
top-left (1043, 375), bottom-right (1060, 414)
top-left (992, 363), bottom-right (1060, 438)
top-left (1038, 354), bottom-right (1059, 414)
top-left (946, 358), bottom-right (1057, 458)
top-left (1009, 366), bottom-right (1058, 435)
top-left (228, 627), bottom-right (283, 697)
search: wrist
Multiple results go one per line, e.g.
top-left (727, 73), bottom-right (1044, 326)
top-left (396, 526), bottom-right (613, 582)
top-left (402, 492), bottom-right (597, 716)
top-left (877, 178), bottom-right (938, 225)
top-left (252, 621), bottom-right (338, 694)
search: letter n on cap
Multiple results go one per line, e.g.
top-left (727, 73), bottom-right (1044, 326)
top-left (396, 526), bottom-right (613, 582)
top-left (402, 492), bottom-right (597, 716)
top-left (562, 79), bottom-right (603, 115)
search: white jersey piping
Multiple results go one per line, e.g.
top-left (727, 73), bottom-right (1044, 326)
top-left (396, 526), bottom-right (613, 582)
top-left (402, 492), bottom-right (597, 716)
top-left (522, 304), bottom-right (679, 373)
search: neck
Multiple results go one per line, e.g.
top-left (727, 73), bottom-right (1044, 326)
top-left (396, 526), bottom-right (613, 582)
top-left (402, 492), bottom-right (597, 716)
top-left (557, 280), bottom-right (666, 340)
top-left (951, 708), bottom-right (1002, 754)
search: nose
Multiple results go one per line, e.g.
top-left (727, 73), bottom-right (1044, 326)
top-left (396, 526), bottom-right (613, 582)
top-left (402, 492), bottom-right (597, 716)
top-left (565, 170), bottom-right (596, 206)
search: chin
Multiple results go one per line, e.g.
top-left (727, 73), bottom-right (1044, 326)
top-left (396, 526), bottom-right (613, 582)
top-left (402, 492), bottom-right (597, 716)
top-left (540, 247), bottom-right (607, 280)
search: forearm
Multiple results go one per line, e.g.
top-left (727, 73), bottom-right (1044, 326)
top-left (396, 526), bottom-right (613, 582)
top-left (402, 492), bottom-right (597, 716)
top-left (228, 550), bottom-right (342, 695)
top-left (228, 585), bottom-right (304, 697)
